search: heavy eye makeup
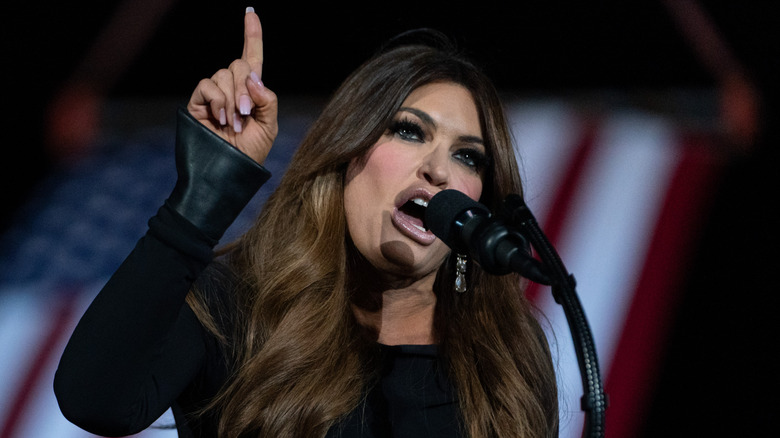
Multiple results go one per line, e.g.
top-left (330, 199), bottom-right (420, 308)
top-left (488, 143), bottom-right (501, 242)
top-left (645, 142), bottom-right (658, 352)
top-left (387, 111), bottom-right (490, 173)
top-left (453, 146), bottom-right (489, 173)
top-left (388, 117), bottom-right (426, 143)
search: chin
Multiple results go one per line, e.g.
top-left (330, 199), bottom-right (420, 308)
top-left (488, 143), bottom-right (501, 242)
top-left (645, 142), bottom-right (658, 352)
top-left (378, 240), bottom-right (447, 278)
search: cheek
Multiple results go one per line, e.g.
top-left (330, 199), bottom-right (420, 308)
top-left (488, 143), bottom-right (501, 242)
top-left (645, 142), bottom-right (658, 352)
top-left (366, 144), bottom-right (409, 178)
top-left (452, 175), bottom-right (484, 202)
top-left (347, 142), bottom-right (408, 186)
top-left (343, 147), bottom-right (401, 242)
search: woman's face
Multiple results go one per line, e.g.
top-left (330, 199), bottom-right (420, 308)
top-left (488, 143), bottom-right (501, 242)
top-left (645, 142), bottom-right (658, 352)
top-left (344, 82), bottom-right (487, 282)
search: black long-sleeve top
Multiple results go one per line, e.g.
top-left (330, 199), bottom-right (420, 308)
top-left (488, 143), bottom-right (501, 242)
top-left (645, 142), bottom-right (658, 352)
top-left (53, 110), bottom-right (461, 438)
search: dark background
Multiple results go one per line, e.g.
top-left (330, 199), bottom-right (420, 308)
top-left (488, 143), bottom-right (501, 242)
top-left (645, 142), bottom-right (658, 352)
top-left (3, 1), bottom-right (778, 436)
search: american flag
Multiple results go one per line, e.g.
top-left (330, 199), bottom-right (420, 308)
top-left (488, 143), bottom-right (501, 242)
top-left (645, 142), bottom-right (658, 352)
top-left (0, 98), bottom-right (720, 438)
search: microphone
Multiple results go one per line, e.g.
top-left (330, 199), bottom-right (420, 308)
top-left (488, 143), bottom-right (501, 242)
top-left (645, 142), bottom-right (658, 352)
top-left (425, 189), bottom-right (551, 285)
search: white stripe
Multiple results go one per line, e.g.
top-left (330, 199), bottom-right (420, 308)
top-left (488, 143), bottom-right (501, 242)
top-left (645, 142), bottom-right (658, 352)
top-left (507, 99), bottom-right (585, 219)
top-left (6, 283), bottom-right (101, 438)
top-left (0, 284), bottom-right (53, 431)
top-left (533, 111), bottom-right (681, 437)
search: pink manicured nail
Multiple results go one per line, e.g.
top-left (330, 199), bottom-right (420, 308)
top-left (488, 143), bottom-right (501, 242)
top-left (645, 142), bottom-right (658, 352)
top-left (233, 113), bottom-right (243, 133)
top-left (239, 95), bottom-right (251, 116)
top-left (219, 108), bottom-right (227, 126)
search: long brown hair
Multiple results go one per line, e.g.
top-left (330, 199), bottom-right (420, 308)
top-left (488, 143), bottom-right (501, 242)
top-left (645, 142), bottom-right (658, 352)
top-left (190, 29), bottom-right (558, 437)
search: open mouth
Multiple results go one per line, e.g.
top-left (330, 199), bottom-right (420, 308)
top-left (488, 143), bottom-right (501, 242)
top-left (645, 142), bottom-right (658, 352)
top-left (391, 189), bottom-right (437, 245)
top-left (397, 197), bottom-right (429, 232)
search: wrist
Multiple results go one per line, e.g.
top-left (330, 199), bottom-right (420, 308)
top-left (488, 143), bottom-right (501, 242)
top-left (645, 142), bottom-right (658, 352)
top-left (166, 108), bottom-right (271, 241)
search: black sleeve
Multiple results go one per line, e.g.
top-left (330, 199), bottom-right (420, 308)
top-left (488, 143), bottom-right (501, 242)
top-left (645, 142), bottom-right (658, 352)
top-left (53, 109), bottom-right (271, 437)
top-left (53, 206), bottom-right (214, 436)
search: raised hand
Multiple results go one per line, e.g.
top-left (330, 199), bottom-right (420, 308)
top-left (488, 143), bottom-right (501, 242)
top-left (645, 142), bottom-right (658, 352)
top-left (187, 8), bottom-right (278, 164)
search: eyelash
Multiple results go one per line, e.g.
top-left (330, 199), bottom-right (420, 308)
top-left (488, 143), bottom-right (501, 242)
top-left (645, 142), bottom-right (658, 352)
top-left (389, 118), bottom-right (425, 142)
top-left (454, 148), bottom-right (489, 173)
top-left (387, 118), bottom-right (488, 173)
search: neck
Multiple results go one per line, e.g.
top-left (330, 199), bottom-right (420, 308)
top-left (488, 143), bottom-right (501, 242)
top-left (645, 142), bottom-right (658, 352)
top-left (352, 275), bottom-right (437, 346)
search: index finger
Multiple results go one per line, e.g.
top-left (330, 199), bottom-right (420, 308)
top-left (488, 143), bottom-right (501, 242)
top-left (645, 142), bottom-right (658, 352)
top-left (242, 8), bottom-right (264, 76)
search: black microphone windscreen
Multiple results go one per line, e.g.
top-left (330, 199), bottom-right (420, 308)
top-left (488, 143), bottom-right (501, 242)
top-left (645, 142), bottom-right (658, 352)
top-left (425, 190), bottom-right (489, 246)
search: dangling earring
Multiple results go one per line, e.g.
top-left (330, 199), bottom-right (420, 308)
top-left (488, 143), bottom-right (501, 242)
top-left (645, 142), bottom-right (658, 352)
top-left (454, 253), bottom-right (468, 293)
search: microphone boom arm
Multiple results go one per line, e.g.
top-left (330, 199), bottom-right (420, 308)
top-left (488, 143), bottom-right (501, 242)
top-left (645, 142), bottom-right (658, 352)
top-left (502, 194), bottom-right (608, 438)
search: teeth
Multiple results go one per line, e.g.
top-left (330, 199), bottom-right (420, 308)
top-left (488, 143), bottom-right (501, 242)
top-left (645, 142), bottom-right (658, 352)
top-left (413, 223), bottom-right (427, 232)
top-left (411, 197), bottom-right (428, 208)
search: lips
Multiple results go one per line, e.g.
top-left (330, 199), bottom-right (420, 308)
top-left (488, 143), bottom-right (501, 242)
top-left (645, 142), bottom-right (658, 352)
top-left (391, 188), bottom-right (437, 245)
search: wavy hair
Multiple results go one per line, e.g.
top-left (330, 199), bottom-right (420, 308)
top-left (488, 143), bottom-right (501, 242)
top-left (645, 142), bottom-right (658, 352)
top-left (189, 29), bottom-right (558, 438)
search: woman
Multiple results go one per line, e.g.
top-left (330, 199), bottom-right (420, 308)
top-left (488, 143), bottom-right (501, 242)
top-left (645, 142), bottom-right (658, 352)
top-left (54, 8), bottom-right (558, 438)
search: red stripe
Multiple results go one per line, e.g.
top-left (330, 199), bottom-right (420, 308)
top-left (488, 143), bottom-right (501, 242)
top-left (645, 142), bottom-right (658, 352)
top-left (526, 121), bottom-right (598, 304)
top-left (0, 290), bottom-right (80, 438)
top-left (604, 134), bottom-right (722, 437)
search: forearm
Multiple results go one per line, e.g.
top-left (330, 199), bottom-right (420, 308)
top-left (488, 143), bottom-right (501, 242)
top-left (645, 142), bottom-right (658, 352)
top-left (54, 108), bottom-right (271, 435)
top-left (54, 205), bottom-right (213, 435)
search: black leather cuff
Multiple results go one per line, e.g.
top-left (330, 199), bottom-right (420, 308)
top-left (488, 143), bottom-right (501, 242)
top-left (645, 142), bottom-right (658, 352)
top-left (166, 107), bottom-right (271, 241)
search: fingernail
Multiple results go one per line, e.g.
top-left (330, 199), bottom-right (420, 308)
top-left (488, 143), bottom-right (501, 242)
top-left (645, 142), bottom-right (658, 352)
top-left (219, 108), bottom-right (227, 126)
top-left (250, 71), bottom-right (264, 88)
top-left (246, 6), bottom-right (254, 14)
top-left (233, 113), bottom-right (243, 133)
top-left (239, 95), bottom-right (251, 116)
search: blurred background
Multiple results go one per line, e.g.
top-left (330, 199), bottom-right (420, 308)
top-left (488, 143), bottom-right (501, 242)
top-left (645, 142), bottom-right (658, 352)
top-left (1, 1), bottom-right (777, 437)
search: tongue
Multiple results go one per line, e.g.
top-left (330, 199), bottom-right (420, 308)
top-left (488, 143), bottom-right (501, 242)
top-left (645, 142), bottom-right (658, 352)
top-left (398, 202), bottom-right (426, 229)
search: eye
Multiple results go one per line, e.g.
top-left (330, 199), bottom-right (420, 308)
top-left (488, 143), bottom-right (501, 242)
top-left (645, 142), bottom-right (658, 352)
top-left (389, 118), bottom-right (425, 143)
top-left (453, 148), bottom-right (488, 173)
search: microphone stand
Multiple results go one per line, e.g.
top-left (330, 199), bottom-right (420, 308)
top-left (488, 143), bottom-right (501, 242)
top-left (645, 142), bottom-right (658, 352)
top-left (502, 194), bottom-right (608, 438)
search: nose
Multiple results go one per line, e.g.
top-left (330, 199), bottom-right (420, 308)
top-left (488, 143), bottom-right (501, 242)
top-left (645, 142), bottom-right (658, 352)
top-left (418, 147), bottom-right (450, 188)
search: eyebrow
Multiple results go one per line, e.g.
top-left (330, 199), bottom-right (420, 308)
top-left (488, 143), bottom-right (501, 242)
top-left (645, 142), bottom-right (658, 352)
top-left (398, 106), bottom-right (485, 147)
